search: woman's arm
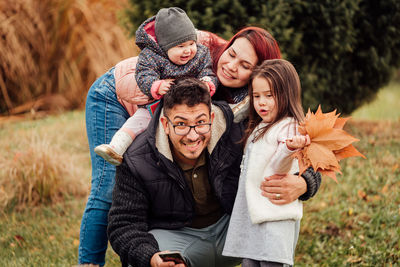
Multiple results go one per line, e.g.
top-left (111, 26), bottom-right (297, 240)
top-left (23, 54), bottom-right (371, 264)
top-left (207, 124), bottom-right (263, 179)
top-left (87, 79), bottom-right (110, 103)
top-left (260, 167), bottom-right (321, 204)
top-left (297, 167), bottom-right (322, 201)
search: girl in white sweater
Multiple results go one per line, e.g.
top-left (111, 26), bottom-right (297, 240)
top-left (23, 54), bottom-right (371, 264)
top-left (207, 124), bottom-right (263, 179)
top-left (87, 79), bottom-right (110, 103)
top-left (223, 59), bottom-right (310, 267)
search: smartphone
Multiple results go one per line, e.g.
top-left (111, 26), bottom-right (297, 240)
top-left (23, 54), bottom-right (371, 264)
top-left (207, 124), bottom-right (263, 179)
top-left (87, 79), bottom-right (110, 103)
top-left (159, 251), bottom-right (187, 265)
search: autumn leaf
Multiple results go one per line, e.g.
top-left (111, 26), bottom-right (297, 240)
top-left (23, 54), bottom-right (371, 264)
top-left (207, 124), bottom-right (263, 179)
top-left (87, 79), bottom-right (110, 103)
top-left (293, 105), bottom-right (366, 182)
top-left (312, 128), bottom-right (358, 151)
top-left (357, 189), bottom-right (367, 200)
top-left (335, 144), bottom-right (366, 161)
top-left (306, 143), bottom-right (340, 170)
top-left (334, 117), bottom-right (350, 129)
top-left (304, 109), bottom-right (339, 138)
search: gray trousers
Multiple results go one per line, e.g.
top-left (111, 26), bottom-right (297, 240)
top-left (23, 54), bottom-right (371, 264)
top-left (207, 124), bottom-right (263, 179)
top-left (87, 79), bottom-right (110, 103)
top-left (149, 214), bottom-right (241, 267)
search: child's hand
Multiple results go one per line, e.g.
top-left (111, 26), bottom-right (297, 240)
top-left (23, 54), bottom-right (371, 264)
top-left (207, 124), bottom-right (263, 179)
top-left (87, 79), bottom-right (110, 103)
top-left (286, 135), bottom-right (310, 150)
top-left (200, 76), bottom-right (212, 93)
top-left (202, 81), bottom-right (211, 92)
top-left (158, 79), bottom-right (175, 96)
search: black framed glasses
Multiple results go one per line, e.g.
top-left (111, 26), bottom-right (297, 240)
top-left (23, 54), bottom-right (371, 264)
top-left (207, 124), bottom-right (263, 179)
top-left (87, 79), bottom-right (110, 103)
top-left (165, 116), bottom-right (211, 136)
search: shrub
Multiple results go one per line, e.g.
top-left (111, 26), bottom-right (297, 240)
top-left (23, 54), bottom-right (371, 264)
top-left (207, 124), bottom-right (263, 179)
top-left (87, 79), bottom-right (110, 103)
top-left (0, 132), bottom-right (88, 210)
top-left (123, 0), bottom-right (400, 114)
top-left (0, 0), bottom-right (135, 115)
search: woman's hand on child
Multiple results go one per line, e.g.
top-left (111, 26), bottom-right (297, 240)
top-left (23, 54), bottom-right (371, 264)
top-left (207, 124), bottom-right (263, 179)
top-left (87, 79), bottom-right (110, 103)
top-left (286, 134), bottom-right (310, 151)
top-left (158, 79), bottom-right (175, 96)
top-left (260, 174), bottom-right (307, 204)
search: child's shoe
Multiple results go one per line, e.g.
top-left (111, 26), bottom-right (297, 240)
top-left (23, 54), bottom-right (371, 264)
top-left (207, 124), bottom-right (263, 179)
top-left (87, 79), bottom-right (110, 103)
top-left (94, 130), bottom-right (133, 166)
top-left (94, 144), bottom-right (123, 166)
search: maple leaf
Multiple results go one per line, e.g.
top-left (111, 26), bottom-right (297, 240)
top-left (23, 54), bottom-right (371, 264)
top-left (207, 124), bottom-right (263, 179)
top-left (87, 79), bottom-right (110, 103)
top-left (293, 105), bottom-right (366, 182)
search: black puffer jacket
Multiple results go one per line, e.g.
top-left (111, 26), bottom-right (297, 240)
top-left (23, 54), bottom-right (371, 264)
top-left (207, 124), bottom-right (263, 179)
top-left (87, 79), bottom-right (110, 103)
top-left (108, 101), bottom-right (244, 267)
top-left (107, 101), bottom-right (321, 267)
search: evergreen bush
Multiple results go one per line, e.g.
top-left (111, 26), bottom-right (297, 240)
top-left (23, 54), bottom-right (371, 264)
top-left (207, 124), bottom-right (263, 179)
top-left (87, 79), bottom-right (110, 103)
top-left (124, 0), bottom-right (400, 114)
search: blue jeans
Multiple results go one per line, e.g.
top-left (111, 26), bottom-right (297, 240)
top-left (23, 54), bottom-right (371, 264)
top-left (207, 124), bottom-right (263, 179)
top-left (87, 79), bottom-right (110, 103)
top-left (79, 67), bottom-right (130, 266)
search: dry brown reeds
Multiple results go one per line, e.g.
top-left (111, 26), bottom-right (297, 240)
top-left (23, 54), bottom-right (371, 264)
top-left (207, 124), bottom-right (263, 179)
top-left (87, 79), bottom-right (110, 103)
top-left (0, 133), bottom-right (88, 210)
top-left (0, 0), bottom-right (135, 115)
top-left (0, 112), bottom-right (90, 210)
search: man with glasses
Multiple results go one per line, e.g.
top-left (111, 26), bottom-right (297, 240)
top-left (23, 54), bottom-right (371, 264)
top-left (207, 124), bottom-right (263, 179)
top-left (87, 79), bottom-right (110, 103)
top-left (108, 77), bottom-right (244, 267)
top-left (107, 77), bottom-right (320, 267)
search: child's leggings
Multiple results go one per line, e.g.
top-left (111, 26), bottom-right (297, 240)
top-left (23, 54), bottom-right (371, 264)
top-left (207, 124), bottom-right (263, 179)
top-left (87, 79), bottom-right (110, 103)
top-left (120, 107), bottom-right (152, 138)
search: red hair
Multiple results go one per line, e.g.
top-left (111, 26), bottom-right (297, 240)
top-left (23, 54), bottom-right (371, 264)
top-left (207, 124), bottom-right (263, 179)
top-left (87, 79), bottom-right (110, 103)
top-left (210, 27), bottom-right (282, 73)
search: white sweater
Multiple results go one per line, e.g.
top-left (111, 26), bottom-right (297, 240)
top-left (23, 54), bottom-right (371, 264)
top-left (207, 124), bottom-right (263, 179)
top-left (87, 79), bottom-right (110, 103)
top-left (245, 117), bottom-right (303, 223)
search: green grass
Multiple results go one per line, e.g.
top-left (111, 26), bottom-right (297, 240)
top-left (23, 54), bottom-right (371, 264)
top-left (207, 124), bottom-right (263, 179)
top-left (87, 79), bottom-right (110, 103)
top-left (1, 84), bottom-right (400, 266)
top-left (0, 199), bottom-right (121, 267)
top-left (0, 111), bottom-right (121, 266)
top-left (296, 119), bottom-right (400, 266)
top-left (351, 81), bottom-right (400, 121)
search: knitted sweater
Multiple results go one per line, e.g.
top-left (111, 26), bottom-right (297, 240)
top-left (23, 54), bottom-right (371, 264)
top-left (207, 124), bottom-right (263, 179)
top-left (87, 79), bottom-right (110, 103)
top-left (245, 118), bottom-right (303, 223)
top-left (135, 16), bottom-right (218, 100)
top-left (113, 31), bottom-right (222, 117)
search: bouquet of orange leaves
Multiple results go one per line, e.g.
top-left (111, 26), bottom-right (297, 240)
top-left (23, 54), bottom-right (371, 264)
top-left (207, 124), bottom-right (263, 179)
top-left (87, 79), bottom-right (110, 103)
top-left (293, 106), bottom-right (366, 182)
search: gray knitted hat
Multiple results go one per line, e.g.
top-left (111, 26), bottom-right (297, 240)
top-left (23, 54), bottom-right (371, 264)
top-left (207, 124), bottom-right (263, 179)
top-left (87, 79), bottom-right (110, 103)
top-left (155, 7), bottom-right (197, 52)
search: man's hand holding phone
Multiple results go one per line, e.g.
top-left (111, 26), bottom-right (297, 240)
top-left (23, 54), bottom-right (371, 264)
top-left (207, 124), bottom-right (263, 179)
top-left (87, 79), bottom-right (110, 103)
top-left (151, 251), bottom-right (187, 267)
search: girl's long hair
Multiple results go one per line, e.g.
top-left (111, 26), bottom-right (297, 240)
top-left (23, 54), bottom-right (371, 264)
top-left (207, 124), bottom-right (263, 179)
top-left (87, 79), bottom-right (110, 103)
top-left (242, 59), bottom-right (305, 145)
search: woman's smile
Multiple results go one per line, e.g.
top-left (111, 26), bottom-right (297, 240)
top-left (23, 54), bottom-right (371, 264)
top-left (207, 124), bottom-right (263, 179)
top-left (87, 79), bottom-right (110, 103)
top-left (216, 37), bottom-right (257, 88)
top-left (221, 67), bottom-right (235, 80)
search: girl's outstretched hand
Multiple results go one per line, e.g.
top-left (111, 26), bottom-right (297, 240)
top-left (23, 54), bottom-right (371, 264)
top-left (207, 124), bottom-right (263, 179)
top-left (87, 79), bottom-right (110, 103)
top-left (260, 174), bottom-right (307, 204)
top-left (286, 134), bottom-right (310, 151)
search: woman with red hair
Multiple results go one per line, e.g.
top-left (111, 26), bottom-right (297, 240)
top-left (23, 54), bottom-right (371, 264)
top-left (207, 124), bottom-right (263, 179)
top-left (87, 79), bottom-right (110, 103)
top-left (211, 27), bottom-right (282, 103)
top-left (78, 25), bottom-right (320, 266)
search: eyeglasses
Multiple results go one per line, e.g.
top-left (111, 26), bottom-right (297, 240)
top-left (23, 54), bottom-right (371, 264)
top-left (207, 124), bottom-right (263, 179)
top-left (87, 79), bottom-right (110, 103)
top-left (165, 116), bottom-right (211, 136)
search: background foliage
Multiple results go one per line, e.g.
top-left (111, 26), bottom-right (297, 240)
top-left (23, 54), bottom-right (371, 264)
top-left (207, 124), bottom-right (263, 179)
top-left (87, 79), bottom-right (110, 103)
top-left (124, 0), bottom-right (400, 114)
top-left (0, 0), bottom-right (134, 115)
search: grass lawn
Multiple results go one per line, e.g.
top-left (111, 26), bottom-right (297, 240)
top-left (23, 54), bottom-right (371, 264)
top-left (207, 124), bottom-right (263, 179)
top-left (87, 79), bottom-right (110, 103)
top-left (0, 82), bottom-right (399, 266)
top-left (351, 81), bottom-right (400, 121)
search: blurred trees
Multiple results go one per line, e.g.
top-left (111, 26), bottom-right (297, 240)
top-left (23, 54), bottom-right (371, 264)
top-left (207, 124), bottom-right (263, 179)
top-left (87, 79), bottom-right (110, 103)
top-left (0, 0), bottom-right (134, 115)
top-left (124, 0), bottom-right (400, 114)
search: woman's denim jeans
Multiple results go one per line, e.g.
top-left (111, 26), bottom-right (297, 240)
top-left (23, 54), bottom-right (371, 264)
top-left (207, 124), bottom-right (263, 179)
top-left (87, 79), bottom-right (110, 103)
top-left (79, 67), bottom-right (130, 266)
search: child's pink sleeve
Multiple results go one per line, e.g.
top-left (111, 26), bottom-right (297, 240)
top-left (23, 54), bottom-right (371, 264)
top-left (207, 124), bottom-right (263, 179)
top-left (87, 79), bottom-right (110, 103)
top-left (150, 80), bottom-right (163, 100)
top-left (206, 81), bottom-right (216, 96)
